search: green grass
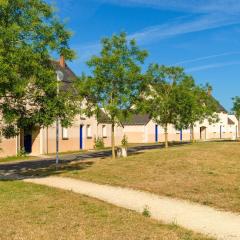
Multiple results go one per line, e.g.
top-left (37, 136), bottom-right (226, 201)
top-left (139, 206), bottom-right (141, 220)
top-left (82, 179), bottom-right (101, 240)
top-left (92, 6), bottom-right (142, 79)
top-left (0, 181), bottom-right (212, 240)
top-left (0, 155), bottom-right (38, 164)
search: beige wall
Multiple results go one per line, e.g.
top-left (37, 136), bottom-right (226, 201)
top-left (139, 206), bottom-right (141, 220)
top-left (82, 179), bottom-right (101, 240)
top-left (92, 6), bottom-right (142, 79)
top-left (0, 112), bottom-right (239, 158)
top-left (0, 137), bottom-right (17, 157)
top-left (124, 112), bottom-right (239, 144)
top-left (123, 125), bottom-right (146, 143)
top-left (43, 115), bottom-right (125, 154)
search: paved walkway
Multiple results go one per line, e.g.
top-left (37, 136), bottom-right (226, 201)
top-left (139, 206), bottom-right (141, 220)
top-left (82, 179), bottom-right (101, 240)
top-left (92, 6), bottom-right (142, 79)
top-left (24, 176), bottom-right (240, 240)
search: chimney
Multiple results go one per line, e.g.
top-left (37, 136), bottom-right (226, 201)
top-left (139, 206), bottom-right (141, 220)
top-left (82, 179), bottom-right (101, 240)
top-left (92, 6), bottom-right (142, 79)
top-left (59, 55), bottom-right (65, 68)
top-left (207, 86), bottom-right (212, 96)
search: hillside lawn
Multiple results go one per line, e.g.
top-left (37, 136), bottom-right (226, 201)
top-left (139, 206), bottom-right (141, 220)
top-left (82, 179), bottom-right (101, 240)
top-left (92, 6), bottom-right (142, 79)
top-left (54, 141), bottom-right (240, 213)
top-left (0, 181), bottom-right (212, 240)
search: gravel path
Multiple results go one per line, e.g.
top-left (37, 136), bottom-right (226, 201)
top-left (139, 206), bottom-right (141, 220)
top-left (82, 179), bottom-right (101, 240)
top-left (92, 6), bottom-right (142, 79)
top-left (24, 176), bottom-right (240, 240)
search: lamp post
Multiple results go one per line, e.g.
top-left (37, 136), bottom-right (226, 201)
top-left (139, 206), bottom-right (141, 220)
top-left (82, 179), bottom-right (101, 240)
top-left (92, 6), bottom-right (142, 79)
top-left (56, 70), bottom-right (64, 166)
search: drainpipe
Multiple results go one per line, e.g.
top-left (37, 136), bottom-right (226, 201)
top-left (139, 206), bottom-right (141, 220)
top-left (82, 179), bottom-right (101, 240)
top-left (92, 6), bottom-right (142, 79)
top-left (236, 125), bottom-right (238, 140)
top-left (46, 127), bottom-right (49, 154)
top-left (180, 129), bottom-right (183, 141)
top-left (155, 125), bottom-right (158, 143)
top-left (220, 125), bottom-right (222, 139)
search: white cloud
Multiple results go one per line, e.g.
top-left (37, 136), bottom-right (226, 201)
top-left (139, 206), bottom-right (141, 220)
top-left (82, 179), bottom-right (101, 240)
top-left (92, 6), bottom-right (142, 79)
top-left (71, 0), bottom-right (240, 65)
top-left (175, 51), bottom-right (240, 65)
top-left (129, 13), bottom-right (240, 45)
top-left (186, 61), bottom-right (240, 72)
top-left (99, 0), bottom-right (240, 14)
top-left (75, 13), bottom-right (240, 63)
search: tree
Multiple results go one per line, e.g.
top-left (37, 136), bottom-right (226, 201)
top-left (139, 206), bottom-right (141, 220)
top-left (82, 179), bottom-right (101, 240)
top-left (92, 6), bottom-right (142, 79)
top-left (80, 32), bottom-right (148, 158)
top-left (144, 64), bottom-right (217, 148)
top-left (232, 96), bottom-right (240, 120)
top-left (0, 0), bottom-right (77, 138)
top-left (144, 64), bottom-right (187, 148)
top-left (176, 84), bottom-right (218, 142)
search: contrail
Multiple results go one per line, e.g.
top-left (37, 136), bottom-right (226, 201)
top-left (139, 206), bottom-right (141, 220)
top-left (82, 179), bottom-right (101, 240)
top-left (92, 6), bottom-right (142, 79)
top-left (175, 51), bottom-right (240, 65)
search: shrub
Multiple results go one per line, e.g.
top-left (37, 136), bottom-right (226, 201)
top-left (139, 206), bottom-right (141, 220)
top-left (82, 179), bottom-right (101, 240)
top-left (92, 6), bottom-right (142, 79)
top-left (17, 147), bottom-right (27, 157)
top-left (121, 134), bottom-right (128, 148)
top-left (142, 205), bottom-right (151, 217)
top-left (94, 137), bottom-right (105, 149)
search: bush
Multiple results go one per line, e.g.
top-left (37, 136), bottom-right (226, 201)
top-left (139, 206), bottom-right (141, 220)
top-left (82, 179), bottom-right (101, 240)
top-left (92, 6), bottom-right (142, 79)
top-left (17, 147), bottom-right (27, 157)
top-left (94, 137), bottom-right (105, 150)
top-left (121, 134), bottom-right (128, 147)
top-left (142, 205), bottom-right (151, 217)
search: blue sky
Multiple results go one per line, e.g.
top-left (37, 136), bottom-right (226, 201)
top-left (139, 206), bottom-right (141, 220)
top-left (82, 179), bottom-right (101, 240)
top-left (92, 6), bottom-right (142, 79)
top-left (49, 0), bottom-right (240, 111)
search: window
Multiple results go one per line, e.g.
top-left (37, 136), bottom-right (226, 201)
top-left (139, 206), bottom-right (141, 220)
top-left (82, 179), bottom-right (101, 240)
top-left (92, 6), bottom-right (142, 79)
top-left (86, 125), bottom-right (92, 138)
top-left (222, 125), bottom-right (226, 133)
top-left (102, 125), bottom-right (107, 138)
top-left (62, 127), bottom-right (69, 140)
top-left (212, 125), bottom-right (216, 133)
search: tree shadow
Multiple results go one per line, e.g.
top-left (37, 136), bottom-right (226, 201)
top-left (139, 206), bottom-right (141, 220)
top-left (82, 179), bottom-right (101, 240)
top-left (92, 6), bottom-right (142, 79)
top-left (0, 159), bottom-right (96, 181)
top-left (0, 142), bottom-right (191, 181)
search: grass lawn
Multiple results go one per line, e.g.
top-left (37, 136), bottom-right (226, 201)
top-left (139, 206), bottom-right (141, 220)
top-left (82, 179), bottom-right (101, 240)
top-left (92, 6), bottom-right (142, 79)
top-left (0, 181), bottom-right (212, 240)
top-left (56, 142), bottom-right (240, 213)
top-left (0, 155), bottom-right (38, 164)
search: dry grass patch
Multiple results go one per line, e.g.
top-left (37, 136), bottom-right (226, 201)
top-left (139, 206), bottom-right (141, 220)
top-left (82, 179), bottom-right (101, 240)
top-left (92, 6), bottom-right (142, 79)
top-left (0, 181), bottom-right (212, 240)
top-left (61, 142), bottom-right (240, 213)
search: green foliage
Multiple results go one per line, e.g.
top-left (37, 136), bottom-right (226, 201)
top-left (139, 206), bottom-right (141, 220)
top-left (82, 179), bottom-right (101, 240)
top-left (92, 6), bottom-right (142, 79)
top-left (81, 32), bottom-right (148, 123)
top-left (94, 137), bottom-right (105, 150)
top-left (79, 32), bottom-right (148, 157)
top-left (143, 64), bottom-right (218, 146)
top-left (232, 96), bottom-right (240, 119)
top-left (121, 134), bottom-right (128, 147)
top-left (0, 0), bottom-right (78, 138)
top-left (175, 83), bottom-right (219, 130)
top-left (17, 147), bottom-right (27, 157)
top-left (144, 65), bottom-right (188, 136)
top-left (1, 125), bottom-right (19, 139)
top-left (142, 205), bottom-right (151, 217)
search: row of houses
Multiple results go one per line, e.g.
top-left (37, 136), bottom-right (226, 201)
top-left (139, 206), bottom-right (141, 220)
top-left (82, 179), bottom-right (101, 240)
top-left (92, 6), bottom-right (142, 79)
top-left (0, 58), bottom-right (239, 158)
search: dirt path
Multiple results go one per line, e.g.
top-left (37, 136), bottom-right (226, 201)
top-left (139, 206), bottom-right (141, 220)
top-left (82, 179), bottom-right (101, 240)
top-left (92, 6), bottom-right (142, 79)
top-left (24, 176), bottom-right (240, 240)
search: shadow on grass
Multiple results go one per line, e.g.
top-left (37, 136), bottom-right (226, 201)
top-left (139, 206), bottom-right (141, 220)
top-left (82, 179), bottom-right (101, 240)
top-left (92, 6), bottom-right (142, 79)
top-left (0, 141), bottom-right (191, 181)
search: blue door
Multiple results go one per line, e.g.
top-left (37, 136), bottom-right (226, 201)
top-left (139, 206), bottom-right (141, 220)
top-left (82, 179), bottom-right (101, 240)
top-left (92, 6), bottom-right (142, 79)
top-left (24, 133), bottom-right (32, 153)
top-left (80, 125), bottom-right (83, 149)
top-left (180, 130), bottom-right (183, 141)
top-left (155, 125), bottom-right (158, 143)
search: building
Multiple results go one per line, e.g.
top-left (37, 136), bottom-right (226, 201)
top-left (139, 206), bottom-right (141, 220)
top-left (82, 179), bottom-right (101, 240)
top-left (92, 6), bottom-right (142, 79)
top-left (122, 109), bottom-right (239, 144)
top-left (0, 58), bottom-right (238, 158)
top-left (0, 58), bottom-right (123, 158)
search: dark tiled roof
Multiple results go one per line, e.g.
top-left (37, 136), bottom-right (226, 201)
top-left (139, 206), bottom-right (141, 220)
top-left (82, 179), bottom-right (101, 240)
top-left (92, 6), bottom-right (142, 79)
top-left (212, 97), bottom-right (227, 113)
top-left (123, 114), bottom-right (151, 126)
top-left (97, 110), bottom-right (111, 124)
top-left (51, 60), bottom-right (77, 91)
top-left (228, 117), bottom-right (235, 125)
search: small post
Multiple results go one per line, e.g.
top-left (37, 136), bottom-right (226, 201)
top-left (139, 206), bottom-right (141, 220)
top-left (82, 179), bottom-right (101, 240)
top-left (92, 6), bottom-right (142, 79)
top-left (55, 63), bottom-right (64, 167)
top-left (56, 118), bottom-right (59, 166)
top-left (220, 125), bottom-right (222, 139)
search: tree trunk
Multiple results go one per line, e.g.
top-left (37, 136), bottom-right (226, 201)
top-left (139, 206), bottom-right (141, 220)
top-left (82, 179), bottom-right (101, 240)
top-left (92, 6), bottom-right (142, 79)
top-left (164, 124), bottom-right (168, 148)
top-left (191, 124), bottom-right (195, 143)
top-left (111, 123), bottom-right (116, 159)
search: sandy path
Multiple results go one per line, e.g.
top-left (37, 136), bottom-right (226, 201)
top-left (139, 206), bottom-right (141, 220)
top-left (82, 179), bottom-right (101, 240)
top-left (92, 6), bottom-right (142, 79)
top-left (24, 176), bottom-right (240, 240)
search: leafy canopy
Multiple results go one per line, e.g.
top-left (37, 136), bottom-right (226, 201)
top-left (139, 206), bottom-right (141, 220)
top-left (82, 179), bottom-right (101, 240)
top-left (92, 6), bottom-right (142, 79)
top-left (144, 64), bottom-right (188, 129)
top-left (0, 0), bottom-right (77, 138)
top-left (232, 96), bottom-right (240, 119)
top-left (144, 64), bottom-right (218, 130)
top-left (176, 83), bottom-right (219, 130)
top-left (80, 32), bottom-right (148, 124)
